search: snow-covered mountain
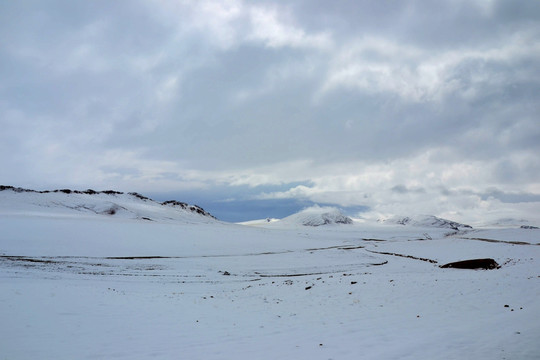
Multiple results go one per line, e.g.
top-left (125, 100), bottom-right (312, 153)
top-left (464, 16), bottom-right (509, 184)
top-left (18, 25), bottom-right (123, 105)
top-left (240, 206), bottom-right (353, 227)
top-left (0, 185), bottom-right (216, 223)
top-left (382, 215), bottom-right (472, 230)
top-left (279, 205), bottom-right (353, 226)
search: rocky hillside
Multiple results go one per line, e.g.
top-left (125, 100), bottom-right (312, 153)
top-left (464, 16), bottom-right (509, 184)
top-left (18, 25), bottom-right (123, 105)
top-left (0, 185), bottom-right (216, 222)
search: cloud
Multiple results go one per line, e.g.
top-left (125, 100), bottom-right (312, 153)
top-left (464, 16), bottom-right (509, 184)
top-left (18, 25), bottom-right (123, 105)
top-left (479, 189), bottom-right (540, 204)
top-left (318, 29), bottom-right (540, 102)
top-left (247, 149), bottom-right (540, 223)
top-left (247, 5), bottom-right (331, 49)
top-left (0, 0), bottom-right (539, 222)
top-left (391, 185), bottom-right (426, 194)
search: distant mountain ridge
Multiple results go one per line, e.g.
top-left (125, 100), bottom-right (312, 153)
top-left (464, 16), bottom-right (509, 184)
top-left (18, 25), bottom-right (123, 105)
top-left (0, 185), bottom-right (216, 221)
top-left (382, 215), bottom-right (472, 230)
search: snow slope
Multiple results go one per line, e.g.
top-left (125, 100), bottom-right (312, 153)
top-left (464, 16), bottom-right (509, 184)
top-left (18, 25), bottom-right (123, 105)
top-left (0, 186), bottom-right (216, 223)
top-left (1, 189), bottom-right (539, 359)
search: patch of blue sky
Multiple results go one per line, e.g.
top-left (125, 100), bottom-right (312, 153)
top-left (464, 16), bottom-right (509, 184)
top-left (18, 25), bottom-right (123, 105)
top-left (147, 182), bottom-right (369, 222)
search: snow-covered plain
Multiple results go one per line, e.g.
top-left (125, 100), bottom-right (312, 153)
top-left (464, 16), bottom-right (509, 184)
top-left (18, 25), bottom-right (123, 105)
top-left (1, 189), bottom-right (539, 359)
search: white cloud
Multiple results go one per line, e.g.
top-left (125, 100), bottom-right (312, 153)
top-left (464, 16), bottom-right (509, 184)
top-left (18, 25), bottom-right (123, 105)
top-left (247, 6), bottom-right (331, 50)
top-left (149, 0), bottom-right (331, 51)
top-left (248, 150), bottom-right (540, 224)
top-left (319, 30), bottom-right (540, 102)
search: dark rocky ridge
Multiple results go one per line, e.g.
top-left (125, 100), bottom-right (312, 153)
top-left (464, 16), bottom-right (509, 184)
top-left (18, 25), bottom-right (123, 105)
top-left (161, 200), bottom-right (215, 218)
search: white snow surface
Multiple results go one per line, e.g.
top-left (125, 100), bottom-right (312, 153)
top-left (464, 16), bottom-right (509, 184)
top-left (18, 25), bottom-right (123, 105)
top-left (1, 191), bottom-right (539, 359)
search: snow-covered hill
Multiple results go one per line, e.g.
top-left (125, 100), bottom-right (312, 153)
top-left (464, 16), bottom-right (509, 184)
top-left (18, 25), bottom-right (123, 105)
top-left (382, 214), bottom-right (472, 230)
top-left (238, 206), bottom-right (353, 227)
top-left (0, 185), bottom-right (216, 223)
top-left (278, 205), bottom-right (353, 226)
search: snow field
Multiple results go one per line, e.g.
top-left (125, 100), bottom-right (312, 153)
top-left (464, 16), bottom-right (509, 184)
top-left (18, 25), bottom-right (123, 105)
top-left (1, 190), bottom-right (539, 359)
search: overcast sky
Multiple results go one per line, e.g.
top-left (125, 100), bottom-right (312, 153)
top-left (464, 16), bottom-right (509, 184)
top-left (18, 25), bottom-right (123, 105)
top-left (1, 0), bottom-right (539, 223)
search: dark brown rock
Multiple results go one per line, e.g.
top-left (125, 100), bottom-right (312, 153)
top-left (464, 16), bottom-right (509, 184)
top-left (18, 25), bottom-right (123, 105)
top-left (440, 258), bottom-right (500, 270)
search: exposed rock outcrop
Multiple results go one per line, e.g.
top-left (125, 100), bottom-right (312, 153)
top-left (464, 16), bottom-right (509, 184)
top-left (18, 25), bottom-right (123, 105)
top-left (440, 258), bottom-right (499, 270)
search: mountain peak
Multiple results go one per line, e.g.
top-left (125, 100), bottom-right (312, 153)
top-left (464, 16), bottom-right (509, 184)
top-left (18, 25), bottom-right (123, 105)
top-left (281, 205), bottom-right (353, 226)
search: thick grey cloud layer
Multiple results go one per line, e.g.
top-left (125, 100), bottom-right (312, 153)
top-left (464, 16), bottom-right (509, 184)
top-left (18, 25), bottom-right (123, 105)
top-left (1, 0), bottom-right (539, 223)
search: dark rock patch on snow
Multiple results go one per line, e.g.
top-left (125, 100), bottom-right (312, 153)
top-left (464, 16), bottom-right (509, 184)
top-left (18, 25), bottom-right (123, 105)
top-left (365, 249), bottom-right (438, 263)
top-left (0, 185), bottom-right (124, 196)
top-left (440, 258), bottom-right (500, 270)
top-left (464, 237), bottom-right (535, 246)
top-left (162, 200), bottom-right (216, 219)
top-left (128, 192), bottom-right (151, 201)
